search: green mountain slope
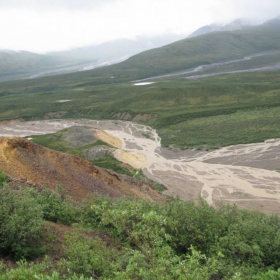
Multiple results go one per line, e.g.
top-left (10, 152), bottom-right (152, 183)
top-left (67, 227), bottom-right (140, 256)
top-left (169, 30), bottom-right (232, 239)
top-left (0, 35), bottom-right (185, 82)
top-left (0, 50), bottom-right (81, 81)
top-left (87, 19), bottom-right (280, 81)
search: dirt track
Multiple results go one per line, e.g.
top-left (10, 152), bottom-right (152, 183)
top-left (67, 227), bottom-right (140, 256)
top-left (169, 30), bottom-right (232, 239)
top-left (1, 119), bottom-right (280, 214)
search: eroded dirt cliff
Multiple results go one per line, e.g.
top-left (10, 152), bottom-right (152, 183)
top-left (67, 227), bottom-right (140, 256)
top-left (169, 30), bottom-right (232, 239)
top-left (0, 137), bottom-right (165, 202)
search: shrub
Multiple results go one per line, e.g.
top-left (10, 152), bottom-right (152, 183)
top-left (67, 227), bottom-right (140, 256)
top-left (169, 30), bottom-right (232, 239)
top-left (0, 170), bottom-right (8, 186)
top-left (35, 186), bottom-right (81, 226)
top-left (61, 229), bottom-right (115, 278)
top-left (0, 185), bottom-right (44, 259)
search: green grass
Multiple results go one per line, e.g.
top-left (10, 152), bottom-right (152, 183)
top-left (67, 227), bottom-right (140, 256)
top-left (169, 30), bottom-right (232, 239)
top-left (90, 155), bottom-right (136, 177)
top-left (159, 107), bottom-right (280, 149)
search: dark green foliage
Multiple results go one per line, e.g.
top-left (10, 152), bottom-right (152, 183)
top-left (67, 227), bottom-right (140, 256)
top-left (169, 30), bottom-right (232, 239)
top-left (34, 186), bottom-right (81, 226)
top-left (90, 198), bottom-right (215, 279)
top-left (0, 258), bottom-right (93, 279)
top-left (61, 230), bottom-right (115, 278)
top-left (163, 199), bottom-right (224, 255)
top-left (0, 170), bottom-right (8, 186)
top-left (88, 197), bottom-right (280, 279)
top-left (0, 185), bottom-right (44, 259)
top-left (1, 189), bottom-right (280, 278)
top-left (215, 208), bottom-right (280, 268)
top-left (79, 195), bottom-right (112, 229)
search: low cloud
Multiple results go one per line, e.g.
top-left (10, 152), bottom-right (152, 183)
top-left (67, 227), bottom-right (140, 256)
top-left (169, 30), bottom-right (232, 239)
top-left (232, 0), bottom-right (280, 23)
top-left (0, 0), bottom-right (279, 53)
top-left (0, 0), bottom-right (118, 10)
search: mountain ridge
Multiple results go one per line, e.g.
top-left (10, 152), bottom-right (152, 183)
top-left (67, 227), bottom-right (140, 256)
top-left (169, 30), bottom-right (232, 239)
top-left (86, 20), bottom-right (280, 82)
top-left (189, 18), bottom-right (254, 38)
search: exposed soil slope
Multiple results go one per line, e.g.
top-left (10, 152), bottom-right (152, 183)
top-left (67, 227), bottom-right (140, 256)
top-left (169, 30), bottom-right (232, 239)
top-left (0, 137), bottom-right (165, 202)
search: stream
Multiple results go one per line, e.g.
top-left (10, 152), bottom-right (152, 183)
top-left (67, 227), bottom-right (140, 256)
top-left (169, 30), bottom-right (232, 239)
top-left (1, 119), bottom-right (280, 213)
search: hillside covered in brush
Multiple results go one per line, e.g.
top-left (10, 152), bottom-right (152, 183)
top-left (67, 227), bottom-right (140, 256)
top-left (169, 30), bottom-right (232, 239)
top-left (1, 167), bottom-right (280, 279)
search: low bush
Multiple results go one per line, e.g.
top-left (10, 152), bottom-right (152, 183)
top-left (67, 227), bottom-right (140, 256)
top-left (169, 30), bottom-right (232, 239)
top-left (0, 170), bottom-right (8, 186)
top-left (34, 186), bottom-right (81, 226)
top-left (0, 185), bottom-right (44, 259)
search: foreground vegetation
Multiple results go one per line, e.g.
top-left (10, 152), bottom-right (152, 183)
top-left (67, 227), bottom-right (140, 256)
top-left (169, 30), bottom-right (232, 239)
top-left (1, 171), bottom-right (280, 279)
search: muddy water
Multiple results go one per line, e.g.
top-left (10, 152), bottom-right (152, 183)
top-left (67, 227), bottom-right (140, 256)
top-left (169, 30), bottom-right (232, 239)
top-left (1, 119), bottom-right (280, 213)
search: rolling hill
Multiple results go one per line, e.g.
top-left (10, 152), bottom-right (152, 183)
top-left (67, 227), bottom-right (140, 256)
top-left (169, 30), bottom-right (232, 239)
top-left (0, 34), bottom-right (185, 82)
top-left (84, 17), bottom-right (280, 82)
top-left (0, 50), bottom-right (82, 82)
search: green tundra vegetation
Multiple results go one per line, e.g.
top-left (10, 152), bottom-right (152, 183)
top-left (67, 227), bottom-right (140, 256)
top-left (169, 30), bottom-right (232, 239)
top-left (1, 172), bottom-right (280, 279)
top-left (0, 70), bottom-right (280, 150)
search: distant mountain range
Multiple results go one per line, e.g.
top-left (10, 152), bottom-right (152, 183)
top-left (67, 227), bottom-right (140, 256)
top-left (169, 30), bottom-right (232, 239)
top-left (189, 16), bottom-right (280, 38)
top-left (85, 16), bottom-right (280, 81)
top-left (0, 34), bottom-right (186, 82)
top-left (1, 16), bottom-right (280, 82)
top-left (49, 34), bottom-right (187, 62)
top-left (0, 50), bottom-right (82, 81)
top-left (189, 19), bottom-right (254, 38)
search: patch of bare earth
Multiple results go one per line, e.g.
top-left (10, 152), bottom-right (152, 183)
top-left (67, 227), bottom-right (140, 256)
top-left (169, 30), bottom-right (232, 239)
top-left (0, 137), bottom-right (165, 203)
top-left (113, 112), bottom-right (132, 120)
top-left (0, 118), bottom-right (24, 126)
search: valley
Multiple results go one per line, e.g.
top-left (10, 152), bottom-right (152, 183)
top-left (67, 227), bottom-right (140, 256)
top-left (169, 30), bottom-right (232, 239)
top-left (134, 50), bottom-right (280, 82)
top-left (28, 56), bottom-right (128, 80)
top-left (1, 119), bottom-right (280, 214)
top-left (1, 12), bottom-right (280, 279)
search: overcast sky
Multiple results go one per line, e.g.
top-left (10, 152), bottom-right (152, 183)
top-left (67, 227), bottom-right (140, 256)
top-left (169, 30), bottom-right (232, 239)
top-left (0, 0), bottom-right (279, 53)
